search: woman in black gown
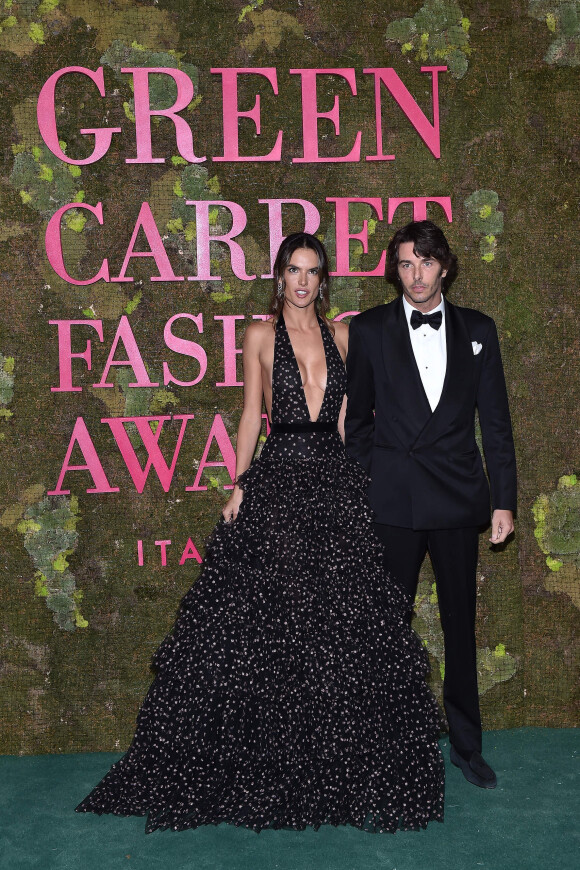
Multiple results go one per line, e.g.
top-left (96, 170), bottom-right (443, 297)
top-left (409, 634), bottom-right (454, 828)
top-left (76, 233), bottom-right (445, 833)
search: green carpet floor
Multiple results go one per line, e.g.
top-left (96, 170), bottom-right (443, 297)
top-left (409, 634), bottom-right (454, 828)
top-left (0, 730), bottom-right (577, 870)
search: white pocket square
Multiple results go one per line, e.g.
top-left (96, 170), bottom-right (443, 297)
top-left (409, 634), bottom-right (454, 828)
top-left (472, 341), bottom-right (482, 355)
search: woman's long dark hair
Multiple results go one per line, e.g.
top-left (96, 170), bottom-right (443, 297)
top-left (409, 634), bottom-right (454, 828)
top-left (269, 232), bottom-right (333, 332)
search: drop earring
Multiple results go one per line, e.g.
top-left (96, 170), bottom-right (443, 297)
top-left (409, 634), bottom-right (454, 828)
top-left (277, 281), bottom-right (284, 298)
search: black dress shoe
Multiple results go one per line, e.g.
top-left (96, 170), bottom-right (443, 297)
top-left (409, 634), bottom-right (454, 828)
top-left (450, 746), bottom-right (497, 789)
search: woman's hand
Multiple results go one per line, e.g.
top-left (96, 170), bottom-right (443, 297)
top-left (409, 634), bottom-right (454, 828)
top-left (222, 486), bottom-right (244, 522)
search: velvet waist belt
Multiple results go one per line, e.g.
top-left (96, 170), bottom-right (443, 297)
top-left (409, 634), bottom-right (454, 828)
top-left (269, 421), bottom-right (338, 434)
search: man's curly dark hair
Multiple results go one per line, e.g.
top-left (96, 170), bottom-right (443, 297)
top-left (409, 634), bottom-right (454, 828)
top-left (386, 220), bottom-right (458, 291)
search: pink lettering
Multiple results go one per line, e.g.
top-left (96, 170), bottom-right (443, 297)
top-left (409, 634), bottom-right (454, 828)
top-left (94, 316), bottom-right (158, 389)
top-left (258, 199), bottom-right (321, 277)
top-left (163, 313), bottom-right (207, 387)
top-left (179, 538), bottom-right (203, 565)
top-left (50, 320), bottom-right (104, 392)
top-left (327, 197), bottom-right (386, 277)
top-left (45, 203), bottom-right (109, 285)
top-left (215, 315), bottom-right (244, 387)
top-left (111, 202), bottom-right (184, 283)
top-left (290, 68), bottom-right (362, 163)
top-left (48, 416), bottom-right (119, 495)
top-left (103, 414), bottom-right (194, 493)
top-left (364, 66), bottom-right (447, 161)
top-left (333, 311), bottom-right (359, 321)
top-left (387, 196), bottom-right (453, 223)
top-left (37, 67), bottom-right (121, 165)
top-left (189, 200), bottom-right (255, 281)
top-left (123, 67), bottom-right (205, 164)
top-left (154, 539), bottom-right (171, 566)
top-left (212, 68), bottom-right (282, 162)
top-left (186, 414), bottom-right (236, 491)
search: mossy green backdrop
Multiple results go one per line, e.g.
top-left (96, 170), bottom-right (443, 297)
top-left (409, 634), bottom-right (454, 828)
top-left (0, 0), bottom-right (578, 754)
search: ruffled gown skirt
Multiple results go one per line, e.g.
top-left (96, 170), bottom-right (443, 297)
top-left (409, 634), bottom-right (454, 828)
top-left (76, 431), bottom-right (444, 833)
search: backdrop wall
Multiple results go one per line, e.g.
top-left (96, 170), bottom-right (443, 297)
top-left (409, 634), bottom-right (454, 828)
top-left (0, 0), bottom-right (578, 754)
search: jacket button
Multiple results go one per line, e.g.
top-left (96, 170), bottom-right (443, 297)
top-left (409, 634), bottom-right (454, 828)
top-left (392, 416), bottom-right (398, 422)
top-left (409, 450), bottom-right (415, 457)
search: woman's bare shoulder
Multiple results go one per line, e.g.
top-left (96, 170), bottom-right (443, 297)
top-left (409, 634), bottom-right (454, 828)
top-left (332, 319), bottom-right (349, 339)
top-left (245, 317), bottom-right (274, 336)
top-left (244, 317), bottom-right (275, 348)
top-left (332, 318), bottom-right (349, 353)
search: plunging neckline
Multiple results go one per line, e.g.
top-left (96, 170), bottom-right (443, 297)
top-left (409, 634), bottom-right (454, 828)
top-left (282, 314), bottom-right (328, 423)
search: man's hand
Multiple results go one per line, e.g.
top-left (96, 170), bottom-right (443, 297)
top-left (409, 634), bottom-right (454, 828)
top-left (489, 509), bottom-right (514, 544)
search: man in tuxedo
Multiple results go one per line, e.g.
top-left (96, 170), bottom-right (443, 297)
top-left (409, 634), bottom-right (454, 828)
top-left (345, 220), bottom-right (516, 789)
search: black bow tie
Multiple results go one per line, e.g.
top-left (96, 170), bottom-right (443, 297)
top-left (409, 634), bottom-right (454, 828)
top-left (410, 309), bottom-right (443, 331)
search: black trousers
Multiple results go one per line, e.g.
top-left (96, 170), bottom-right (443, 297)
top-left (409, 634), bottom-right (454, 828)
top-left (374, 522), bottom-right (482, 758)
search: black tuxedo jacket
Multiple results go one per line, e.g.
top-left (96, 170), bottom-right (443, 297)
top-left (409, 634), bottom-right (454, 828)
top-left (345, 297), bottom-right (517, 530)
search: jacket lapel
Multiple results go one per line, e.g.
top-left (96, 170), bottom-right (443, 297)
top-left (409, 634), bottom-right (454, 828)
top-left (415, 299), bottom-right (476, 445)
top-left (381, 298), bottom-right (432, 435)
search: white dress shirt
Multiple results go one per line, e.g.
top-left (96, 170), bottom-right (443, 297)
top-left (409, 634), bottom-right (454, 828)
top-left (403, 296), bottom-right (447, 412)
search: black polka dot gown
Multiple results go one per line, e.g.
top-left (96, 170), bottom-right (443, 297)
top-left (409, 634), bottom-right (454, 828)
top-left (76, 314), bottom-right (445, 833)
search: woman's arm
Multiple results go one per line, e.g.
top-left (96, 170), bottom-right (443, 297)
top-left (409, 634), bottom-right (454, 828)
top-left (222, 324), bottom-right (265, 521)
